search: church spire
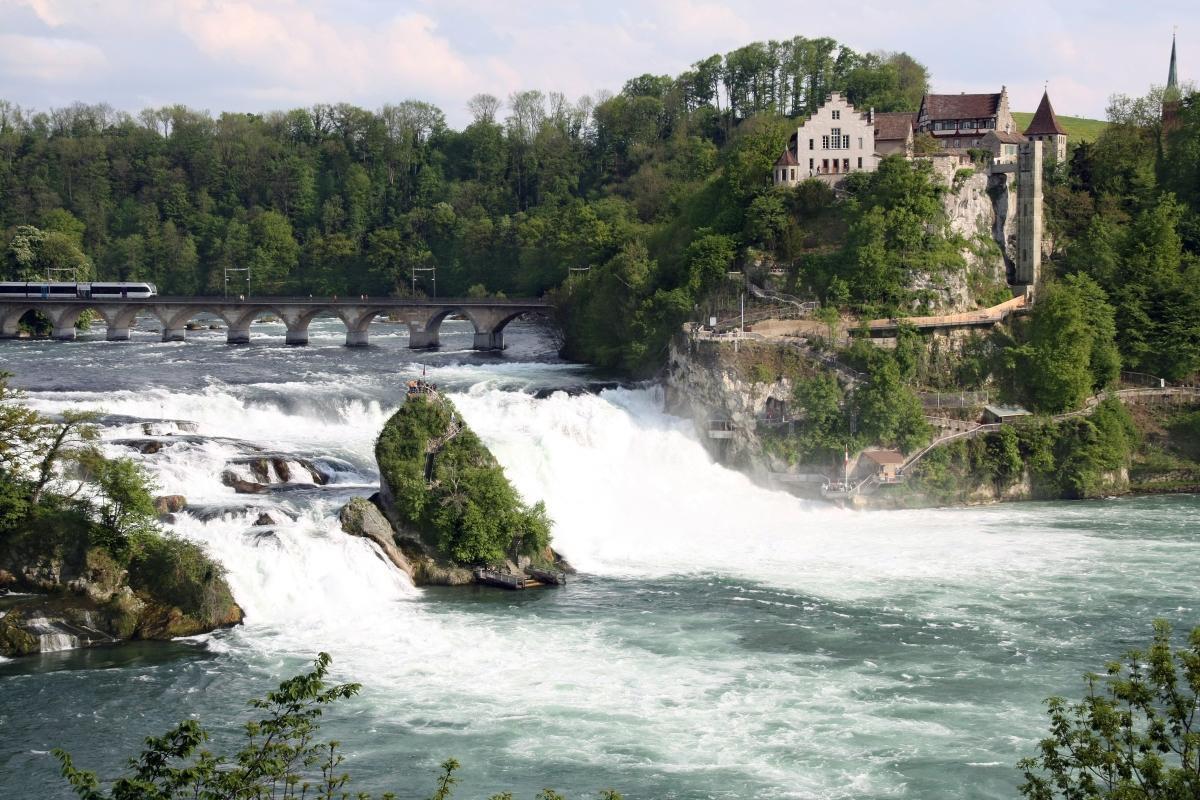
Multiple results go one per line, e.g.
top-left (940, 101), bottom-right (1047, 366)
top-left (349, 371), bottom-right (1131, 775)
top-left (1166, 32), bottom-right (1179, 101)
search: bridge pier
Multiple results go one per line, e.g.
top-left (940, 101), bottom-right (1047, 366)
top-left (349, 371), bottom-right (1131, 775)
top-left (408, 324), bottom-right (439, 349)
top-left (0, 298), bottom-right (551, 351)
top-left (472, 330), bottom-right (504, 351)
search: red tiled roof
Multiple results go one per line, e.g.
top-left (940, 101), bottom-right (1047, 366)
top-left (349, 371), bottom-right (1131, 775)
top-left (874, 112), bottom-right (914, 141)
top-left (1024, 91), bottom-right (1067, 136)
top-left (775, 148), bottom-right (798, 166)
top-left (922, 93), bottom-right (1002, 121)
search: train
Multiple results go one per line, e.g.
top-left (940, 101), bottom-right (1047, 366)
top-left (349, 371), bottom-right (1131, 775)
top-left (0, 282), bottom-right (158, 299)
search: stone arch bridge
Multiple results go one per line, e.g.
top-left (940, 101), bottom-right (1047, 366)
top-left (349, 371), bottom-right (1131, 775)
top-left (0, 296), bottom-right (554, 350)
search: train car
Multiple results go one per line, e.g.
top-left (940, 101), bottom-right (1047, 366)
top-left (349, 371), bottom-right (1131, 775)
top-left (85, 282), bottom-right (157, 299)
top-left (0, 282), bottom-right (158, 299)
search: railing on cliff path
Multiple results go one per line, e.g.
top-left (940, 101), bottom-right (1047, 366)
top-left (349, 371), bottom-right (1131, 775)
top-left (899, 384), bottom-right (1200, 475)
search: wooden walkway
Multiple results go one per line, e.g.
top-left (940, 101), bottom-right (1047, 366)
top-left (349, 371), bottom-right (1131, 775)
top-left (899, 385), bottom-right (1200, 475)
top-left (864, 295), bottom-right (1027, 334)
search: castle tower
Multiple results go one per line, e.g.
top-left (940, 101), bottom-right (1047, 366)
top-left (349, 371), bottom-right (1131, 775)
top-left (1015, 140), bottom-right (1043, 292)
top-left (773, 147), bottom-right (799, 187)
top-left (1023, 90), bottom-right (1068, 163)
top-left (1163, 33), bottom-right (1182, 137)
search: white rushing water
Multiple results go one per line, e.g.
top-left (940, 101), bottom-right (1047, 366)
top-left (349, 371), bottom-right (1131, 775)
top-left (14, 359), bottom-right (1199, 799)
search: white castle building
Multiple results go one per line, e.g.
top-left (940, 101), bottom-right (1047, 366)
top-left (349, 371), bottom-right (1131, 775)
top-left (773, 93), bottom-right (879, 186)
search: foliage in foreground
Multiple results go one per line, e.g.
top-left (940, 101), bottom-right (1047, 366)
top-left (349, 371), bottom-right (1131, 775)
top-left (55, 653), bottom-right (621, 800)
top-left (1019, 620), bottom-right (1200, 799)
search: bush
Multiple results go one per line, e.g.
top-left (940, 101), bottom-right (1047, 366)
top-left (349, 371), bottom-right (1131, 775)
top-left (128, 534), bottom-right (235, 623)
top-left (1019, 621), bottom-right (1200, 799)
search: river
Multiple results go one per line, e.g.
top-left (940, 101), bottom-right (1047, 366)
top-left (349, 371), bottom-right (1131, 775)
top-left (0, 318), bottom-right (1197, 799)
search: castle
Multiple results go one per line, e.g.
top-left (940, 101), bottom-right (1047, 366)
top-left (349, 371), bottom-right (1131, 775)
top-left (772, 85), bottom-right (1068, 186)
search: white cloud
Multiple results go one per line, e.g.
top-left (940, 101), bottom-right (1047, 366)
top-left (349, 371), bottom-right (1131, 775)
top-left (0, 0), bottom-right (1193, 124)
top-left (0, 33), bottom-right (108, 82)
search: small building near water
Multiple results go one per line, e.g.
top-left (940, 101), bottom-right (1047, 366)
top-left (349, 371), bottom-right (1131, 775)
top-left (861, 449), bottom-right (906, 482)
top-left (982, 404), bottom-right (1031, 424)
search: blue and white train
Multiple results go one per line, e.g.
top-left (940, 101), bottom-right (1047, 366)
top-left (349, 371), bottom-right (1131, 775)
top-left (0, 282), bottom-right (158, 299)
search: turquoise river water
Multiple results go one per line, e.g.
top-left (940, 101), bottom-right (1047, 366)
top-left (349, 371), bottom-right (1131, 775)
top-left (0, 318), bottom-right (1196, 799)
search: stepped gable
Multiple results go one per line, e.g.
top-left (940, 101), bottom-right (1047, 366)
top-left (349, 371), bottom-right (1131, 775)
top-left (923, 92), bottom-right (1002, 120)
top-left (1024, 91), bottom-right (1066, 136)
top-left (873, 111), bottom-right (915, 142)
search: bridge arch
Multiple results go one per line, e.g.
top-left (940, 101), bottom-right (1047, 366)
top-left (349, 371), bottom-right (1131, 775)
top-left (0, 297), bottom-right (556, 349)
top-left (0, 305), bottom-right (48, 338)
top-left (221, 305), bottom-right (299, 344)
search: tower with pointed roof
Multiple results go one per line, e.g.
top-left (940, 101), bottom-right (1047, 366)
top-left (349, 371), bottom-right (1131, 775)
top-left (1163, 33), bottom-right (1182, 137)
top-left (1166, 32), bottom-right (1180, 101)
top-left (1023, 90), bottom-right (1068, 163)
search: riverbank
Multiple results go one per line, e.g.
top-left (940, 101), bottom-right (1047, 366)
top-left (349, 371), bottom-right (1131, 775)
top-left (666, 333), bottom-right (1200, 509)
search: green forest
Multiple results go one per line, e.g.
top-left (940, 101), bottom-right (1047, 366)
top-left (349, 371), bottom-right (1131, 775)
top-left (1, 35), bottom-right (1199, 381)
top-left (0, 37), bottom-right (927, 370)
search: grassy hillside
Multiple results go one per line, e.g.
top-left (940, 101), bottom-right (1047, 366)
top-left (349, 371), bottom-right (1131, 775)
top-left (1013, 111), bottom-right (1108, 143)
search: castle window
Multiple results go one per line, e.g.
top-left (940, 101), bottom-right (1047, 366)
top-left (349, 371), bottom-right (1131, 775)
top-left (832, 110), bottom-right (840, 120)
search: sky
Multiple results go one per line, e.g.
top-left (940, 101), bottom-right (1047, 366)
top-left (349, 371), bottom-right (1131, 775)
top-left (0, 0), bottom-right (1194, 128)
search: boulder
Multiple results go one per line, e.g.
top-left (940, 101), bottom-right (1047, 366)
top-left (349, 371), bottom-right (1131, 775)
top-left (154, 495), bottom-right (187, 514)
top-left (252, 512), bottom-right (276, 527)
top-left (221, 471), bottom-right (268, 494)
top-left (338, 497), bottom-right (415, 580)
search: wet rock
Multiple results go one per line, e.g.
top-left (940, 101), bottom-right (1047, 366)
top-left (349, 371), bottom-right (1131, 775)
top-left (114, 439), bottom-right (166, 454)
top-left (154, 495), bottom-right (187, 514)
top-left (221, 471), bottom-right (268, 494)
top-left (252, 512), bottom-right (276, 527)
top-left (338, 497), bottom-right (414, 580)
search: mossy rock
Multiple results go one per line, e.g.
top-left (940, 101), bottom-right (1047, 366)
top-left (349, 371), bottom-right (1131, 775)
top-left (0, 610), bottom-right (40, 657)
top-left (375, 392), bottom-right (553, 566)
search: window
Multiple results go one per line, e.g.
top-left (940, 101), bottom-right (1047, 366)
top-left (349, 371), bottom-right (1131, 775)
top-left (857, 157), bottom-right (862, 169)
top-left (858, 137), bottom-right (863, 149)
top-left (842, 135), bottom-right (849, 149)
top-left (790, 168), bottom-right (795, 181)
top-left (832, 110), bottom-right (840, 120)
top-left (831, 127), bottom-right (841, 139)
top-left (809, 138), bottom-right (814, 150)
top-left (821, 135), bottom-right (829, 149)
top-left (843, 158), bottom-right (850, 172)
top-left (809, 158), bottom-right (814, 169)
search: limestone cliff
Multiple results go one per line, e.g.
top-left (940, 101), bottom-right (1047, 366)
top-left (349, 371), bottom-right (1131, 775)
top-left (909, 167), bottom-right (1015, 314)
top-left (666, 336), bottom-right (823, 481)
